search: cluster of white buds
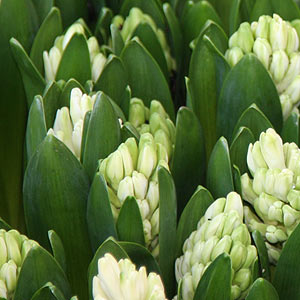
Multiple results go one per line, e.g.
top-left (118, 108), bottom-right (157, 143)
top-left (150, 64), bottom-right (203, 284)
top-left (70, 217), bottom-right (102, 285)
top-left (43, 22), bottom-right (106, 83)
top-left (47, 88), bottom-right (96, 159)
top-left (225, 14), bottom-right (300, 119)
top-left (0, 229), bottom-right (38, 300)
top-left (175, 192), bottom-right (257, 300)
top-left (93, 253), bottom-right (167, 300)
top-left (99, 133), bottom-right (170, 256)
top-left (128, 98), bottom-right (175, 159)
top-left (242, 128), bottom-right (300, 263)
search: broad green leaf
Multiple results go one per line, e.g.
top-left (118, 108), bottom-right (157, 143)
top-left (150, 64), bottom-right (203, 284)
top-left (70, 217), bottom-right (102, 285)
top-left (133, 22), bottom-right (169, 79)
top-left (281, 111), bottom-right (299, 145)
top-left (246, 278), bottom-right (279, 300)
top-left (207, 137), bottom-right (234, 199)
top-left (110, 24), bottom-right (125, 56)
top-left (250, 0), bottom-right (300, 22)
top-left (171, 107), bottom-right (206, 217)
top-left (273, 223), bottom-right (300, 299)
top-left (119, 241), bottom-right (161, 274)
top-left (158, 167), bottom-right (177, 298)
top-left (88, 237), bottom-right (128, 300)
top-left (0, 217), bottom-right (11, 231)
top-left (229, 0), bottom-right (242, 35)
top-left (48, 230), bottom-right (67, 274)
top-left (121, 122), bottom-right (140, 143)
top-left (30, 7), bottom-right (63, 75)
top-left (42, 81), bottom-right (63, 129)
top-left (26, 96), bottom-right (47, 162)
top-left (232, 104), bottom-right (273, 141)
top-left (193, 253), bottom-right (231, 300)
top-left (23, 136), bottom-right (92, 299)
top-left (252, 230), bottom-right (271, 281)
top-left (83, 92), bottom-right (121, 179)
top-left (10, 38), bottom-right (46, 108)
top-left (94, 55), bottom-right (128, 106)
top-left (80, 110), bottom-right (91, 163)
top-left (181, 1), bottom-right (222, 47)
top-left (54, 0), bottom-right (88, 27)
top-left (30, 282), bottom-right (66, 300)
top-left (87, 173), bottom-right (117, 252)
top-left (189, 21), bottom-right (229, 156)
top-left (176, 186), bottom-right (214, 257)
top-left (121, 39), bottom-right (175, 121)
top-left (59, 79), bottom-right (85, 108)
top-left (217, 54), bottom-right (282, 142)
top-left (0, 0), bottom-right (36, 232)
top-left (230, 127), bottom-right (255, 175)
top-left (120, 85), bottom-right (132, 120)
top-left (94, 7), bottom-right (113, 44)
top-left (56, 33), bottom-right (91, 85)
top-left (117, 196), bottom-right (145, 245)
top-left (31, 0), bottom-right (54, 24)
top-left (14, 245), bottom-right (72, 300)
top-left (120, 0), bottom-right (166, 29)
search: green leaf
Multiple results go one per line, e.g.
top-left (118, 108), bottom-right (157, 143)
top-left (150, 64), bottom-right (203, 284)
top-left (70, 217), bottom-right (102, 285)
top-left (42, 81), bottom-right (63, 129)
top-left (54, 0), bottom-right (88, 28)
top-left (56, 33), bottom-right (91, 85)
top-left (26, 96), bottom-right (47, 162)
top-left (158, 167), bottom-right (177, 298)
top-left (207, 137), bottom-right (234, 198)
top-left (30, 282), bottom-right (66, 300)
top-left (232, 104), bottom-right (273, 141)
top-left (30, 7), bottom-right (63, 75)
top-left (121, 39), bottom-right (175, 121)
top-left (117, 196), bottom-right (145, 245)
top-left (229, 0), bottom-right (242, 35)
top-left (193, 253), bottom-right (232, 300)
top-left (110, 24), bottom-right (125, 56)
top-left (83, 92), bottom-right (121, 179)
top-left (80, 111), bottom-right (91, 163)
top-left (273, 222), bottom-right (300, 299)
top-left (281, 111), bottom-right (299, 144)
top-left (59, 79), bottom-right (85, 108)
top-left (230, 127), bottom-right (255, 175)
top-left (121, 122), bottom-right (140, 143)
top-left (250, 0), bottom-right (300, 22)
top-left (232, 164), bottom-right (242, 195)
top-left (176, 186), bottom-right (214, 257)
top-left (217, 54), bottom-right (282, 142)
top-left (120, 85), bottom-right (132, 120)
top-left (246, 278), bottom-right (279, 300)
top-left (14, 245), bottom-right (72, 300)
top-left (87, 173), bottom-right (117, 252)
top-left (119, 241), bottom-right (161, 274)
top-left (252, 230), bottom-right (271, 281)
top-left (48, 230), bottom-right (67, 274)
top-left (94, 7), bottom-right (113, 44)
top-left (0, 217), bottom-right (11, 231)
top-left (181, 1), bottom-right (222, 47)
top-left (133, 22), bottom-right (169, 79)
top-left (94, 55), bottom-right (128, 106)
top-left (88, 237), bottom-right (128, 300)
top-left (9, 37), bottom-right (46, 108)
top-left (189, 21), bottom-right (229, 156)
top-left (171, 107), bottom-right (206, 217)
top-left (31, 0), bottom-right (54, 24)
top-left (23, 136), bottom-right (92, 299)
top-left (120, 0), bottom-right (166, 30)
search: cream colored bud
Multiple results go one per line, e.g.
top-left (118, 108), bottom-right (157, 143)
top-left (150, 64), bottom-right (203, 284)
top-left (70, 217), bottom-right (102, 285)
top-left (117, 176), bottom-right (134, 203)
top-left (286, 26), bottom-right (299, 54)
top-left (225, 47), bottom-right (244, 67)
top-left (132, 171), bottom-right (148, 200)
top-left (269, 14), bottom-right (288, 51)
top-left (241, 173), bottom-right (258, 205)
top-left (92, 53), bottom-right (106, 82)
top-left (253, 168), bottom-right (267, 195)
top-left (287, 189), bottom-right (300, 210)
top-left (255, 15), bottom-right (271, 39)
top-left (119, 143), bottom-right (134, 177)
top-left (253, 38), bottom-right (272, 69)
top-left (270, 50), bottom-right (289, 83)
top-left (63, 23), bottom-right (85, 50)
top-left (106, 150), bottom-right (124, 191)
top-left (128, 98), bottom-right (146, 128)
top-left (87, 36), bottom-right (100, 62)
top-left (72, 120), bottom-right (83, 158)
top-left (146, 181), bottom-right (159, 214)
top-left (285, 75), bottom-right (300, 105)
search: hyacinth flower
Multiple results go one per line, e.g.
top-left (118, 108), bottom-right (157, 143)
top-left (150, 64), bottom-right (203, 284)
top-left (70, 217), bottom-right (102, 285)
top-left (128, 98), bottom-right (176, 159)
top-left (225, 14), bottom-right (300, 119)
top-left (112, 7), bottom-right (175, 71)
top-left (0, 229), bottom-right (38, 300)
top-left (43, 21), bottom-right (107, 83)
top-left (175, 192), bottom-right (257, 300)
top-left (92, 253), bottom-right (167, 300)
top-left (98, 132), bottom-right (170, 256)
top-left (241, 128), bottom-right (300, 263)
top-left (47, 87), bottom-right (96, 159)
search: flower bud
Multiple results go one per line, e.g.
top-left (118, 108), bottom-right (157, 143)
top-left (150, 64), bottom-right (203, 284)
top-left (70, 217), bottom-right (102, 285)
top-left (269, 14), bottom-right (288, 51)
top-left (125, 138), bottom-right (138, 170)
top-left (119, 143), bottom-right (134, 177)
top-left (211, 235), bottom-right (232, 261)
top-left (72, 120), bottom-right (83, 158)
top-left (286, 26), bottom-right (299, 54)
top-left (225, 47), bottom-right (244, 67)
top-left (270, 50), bottom-right (289, 83)
top-left (230, 242), bottom-right (247, 270)
top-left (241, 173), bottom-right (258, 205)
top-left (253, 38), bottom-right (272, 69)
top-left (285, 75), bottom-right (300, 105)
top-left (236, 22), bottom-right (255, 53)
top-left (132, 171), bottom-right (148, 200)
top-left (88, 36), bottom-right (100, 62)
top-left (266, 225), bottom-right (288, 243)
top-left (117, 176), bottom-right (134, 203)
top-left (128, 98), bottom-right (146, 128)
top-left (106, 150), bottom-right (124, 191)
top-left (92, 53), bottom-right (106, 82)
top-left (62, 23), bottom-right (85, 50)
top-left (255, 15), bottom-right (271, 39)
top-left (287, 189), bottom-right (300, 210)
